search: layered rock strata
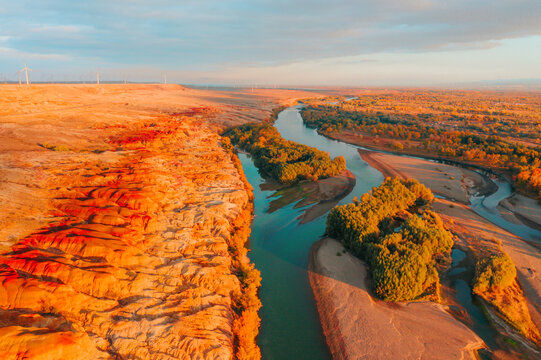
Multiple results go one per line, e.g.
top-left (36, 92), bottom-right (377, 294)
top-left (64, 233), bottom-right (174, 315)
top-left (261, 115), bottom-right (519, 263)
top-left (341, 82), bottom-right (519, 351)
top-left (0, 117), bottom-right (256, 359)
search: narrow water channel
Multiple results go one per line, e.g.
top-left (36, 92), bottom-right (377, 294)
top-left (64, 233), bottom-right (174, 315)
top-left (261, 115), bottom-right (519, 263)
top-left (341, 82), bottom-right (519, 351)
top-left (449, 249), bottom-right (499, 349)
top-left (239, 104), bottom-right (541, 359)
top-left (239, 105), bottom-right (383, 359)
top-left (470, 179), bottom-right (541, 243)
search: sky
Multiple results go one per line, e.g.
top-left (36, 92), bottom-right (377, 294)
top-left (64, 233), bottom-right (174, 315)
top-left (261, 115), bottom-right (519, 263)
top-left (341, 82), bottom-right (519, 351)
top-left (1, 0), bottom-right (540, 86)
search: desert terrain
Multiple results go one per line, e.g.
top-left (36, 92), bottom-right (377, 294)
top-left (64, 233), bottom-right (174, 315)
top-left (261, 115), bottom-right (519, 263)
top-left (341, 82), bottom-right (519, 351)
top-left (0, 84), bottom-right (335, 359)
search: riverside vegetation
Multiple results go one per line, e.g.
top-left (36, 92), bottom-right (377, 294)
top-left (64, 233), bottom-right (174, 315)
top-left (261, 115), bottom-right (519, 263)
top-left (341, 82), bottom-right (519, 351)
top-left (472, 247), bottom-right (541, 345)
top-left (221, 138), bottom-right (263, 360)
top-left (326, 177), bottom-right (541, 345)
top-left (326, 177), bottom-right (452, 301)
top-left (223, 123), bottom-right (346, 184)
top-left (301, 92), bottom-right (541, 203)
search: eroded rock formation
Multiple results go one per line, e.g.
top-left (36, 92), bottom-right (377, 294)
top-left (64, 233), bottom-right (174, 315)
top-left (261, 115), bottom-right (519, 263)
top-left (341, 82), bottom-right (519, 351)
top-left (0, 116), bottom-right (256, 359)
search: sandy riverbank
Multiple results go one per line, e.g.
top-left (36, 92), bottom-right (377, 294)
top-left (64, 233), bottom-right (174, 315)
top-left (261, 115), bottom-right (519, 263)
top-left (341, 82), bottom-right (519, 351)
top-left (355, 149), bottom-right (541, 342)
top-left (500, 194), bottom-right (541, 231)
top-left (358, 149), bottom-right (495, 203)
top-left (262, 169), bottom-right (356, 224)
top-left (308, 238), bottom-right (484, 360)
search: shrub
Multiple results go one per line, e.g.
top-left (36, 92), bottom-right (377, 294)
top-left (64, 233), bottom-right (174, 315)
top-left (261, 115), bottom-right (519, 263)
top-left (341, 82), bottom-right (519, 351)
top-left (223, 124), bottom-right (346, 184)
top-left (326, 178), bottom-right (452, 301)
top-left (473, 252), bottom-right (516, 294)
top-left (38, 142), bottom-right (71, 151)
top-left (371, 244), bottom-right (429, 301)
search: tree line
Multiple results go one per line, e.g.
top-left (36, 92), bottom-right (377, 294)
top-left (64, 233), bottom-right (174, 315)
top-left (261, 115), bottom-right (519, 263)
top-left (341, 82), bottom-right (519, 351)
top-left (223, 123), bottom-right (346, 184)
top-left (301, 104), bottom-right (541, 202)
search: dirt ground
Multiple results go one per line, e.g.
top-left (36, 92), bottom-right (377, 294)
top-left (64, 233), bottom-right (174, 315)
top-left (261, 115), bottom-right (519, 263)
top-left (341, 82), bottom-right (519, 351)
top-left (309, 238), bottom-right (484, 360)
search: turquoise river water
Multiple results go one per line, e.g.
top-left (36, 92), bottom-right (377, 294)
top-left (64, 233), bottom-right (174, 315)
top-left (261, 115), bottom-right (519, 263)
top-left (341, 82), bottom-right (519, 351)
top-left (238, 105), bottom-right (541, 359)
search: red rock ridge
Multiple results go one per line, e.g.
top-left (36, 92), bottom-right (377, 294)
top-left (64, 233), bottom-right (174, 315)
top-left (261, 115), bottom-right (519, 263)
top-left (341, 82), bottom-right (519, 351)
top-left (0, 117), bottom-right (258, 359)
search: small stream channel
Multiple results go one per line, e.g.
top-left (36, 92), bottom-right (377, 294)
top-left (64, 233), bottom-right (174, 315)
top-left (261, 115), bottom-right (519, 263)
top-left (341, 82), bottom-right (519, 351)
top-left (448, 248), bottom-right (499, 350)
top-left (238, 104), bottom-right (541, 359)
top-left (470, 179), bottom-right (541, 243)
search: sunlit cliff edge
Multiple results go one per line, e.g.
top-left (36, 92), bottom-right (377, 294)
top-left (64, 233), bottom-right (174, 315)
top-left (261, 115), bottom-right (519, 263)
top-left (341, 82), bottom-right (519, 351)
top-left (0, 84), bottom-right (332, 359)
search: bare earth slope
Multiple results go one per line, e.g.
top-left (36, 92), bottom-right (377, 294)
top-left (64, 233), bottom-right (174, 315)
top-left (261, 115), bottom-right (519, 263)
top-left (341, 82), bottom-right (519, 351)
top-left (0, 84), bottom-right (336, 359)
top-left (309, 238), bottom-right (484, 360)
top-left (0, 115), bottom-right (250, 359)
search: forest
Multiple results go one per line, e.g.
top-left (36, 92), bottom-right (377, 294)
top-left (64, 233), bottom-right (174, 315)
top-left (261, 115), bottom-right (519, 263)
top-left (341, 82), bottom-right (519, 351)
top-left (301, 92), bottom-right (541, 202)
top-left (326, 178), bottom-right (453, 301)
top-left (223, 123), bottom-right (346, 184)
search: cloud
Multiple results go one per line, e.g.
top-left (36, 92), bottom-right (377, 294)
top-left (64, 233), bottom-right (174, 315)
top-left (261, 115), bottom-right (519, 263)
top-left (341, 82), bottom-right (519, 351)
top-left (28, 24), bottom-right (92, 35)
top-left (0, 47), bottom-right (72, 61)
top-left (0, 0), bottom-right (539, 84)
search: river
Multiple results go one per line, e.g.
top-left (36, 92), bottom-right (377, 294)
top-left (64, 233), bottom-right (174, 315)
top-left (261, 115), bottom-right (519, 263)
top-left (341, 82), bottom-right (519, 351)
top-left (238, 104), bottom-right (541, 359)
top-left (470, 180), bottom-right (541, 243)
top-left (238, 105), bottom-right (383, 359)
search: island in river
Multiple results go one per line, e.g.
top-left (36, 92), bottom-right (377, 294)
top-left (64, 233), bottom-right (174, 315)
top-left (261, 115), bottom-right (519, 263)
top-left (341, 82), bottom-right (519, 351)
top-left (309, 237), bottom-right (484, 360)
top-left (310, 146), bottom-right (541, 359)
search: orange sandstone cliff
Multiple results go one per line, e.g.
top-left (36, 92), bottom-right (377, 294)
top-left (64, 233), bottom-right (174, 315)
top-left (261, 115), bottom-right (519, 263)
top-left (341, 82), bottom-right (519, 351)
top-left (0, 85), bottom-right (262, 359)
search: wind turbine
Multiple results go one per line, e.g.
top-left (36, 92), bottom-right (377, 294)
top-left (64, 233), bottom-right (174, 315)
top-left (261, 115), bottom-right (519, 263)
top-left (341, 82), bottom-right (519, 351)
top-left (163, 73), bottom-right (167, 84)
top-left (19, 61), bottom-right (32, 85)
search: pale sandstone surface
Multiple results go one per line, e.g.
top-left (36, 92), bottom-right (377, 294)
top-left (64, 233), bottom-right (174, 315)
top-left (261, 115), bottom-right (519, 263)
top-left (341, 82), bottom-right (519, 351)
top-left (0, 84), bottom-right (329, 243)
top-left (0, 117), bottom-right (248, 359)
top-left (0, 84), bottom-right (336, 359)
top-left (309, 238), bottom-right (484, 360)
